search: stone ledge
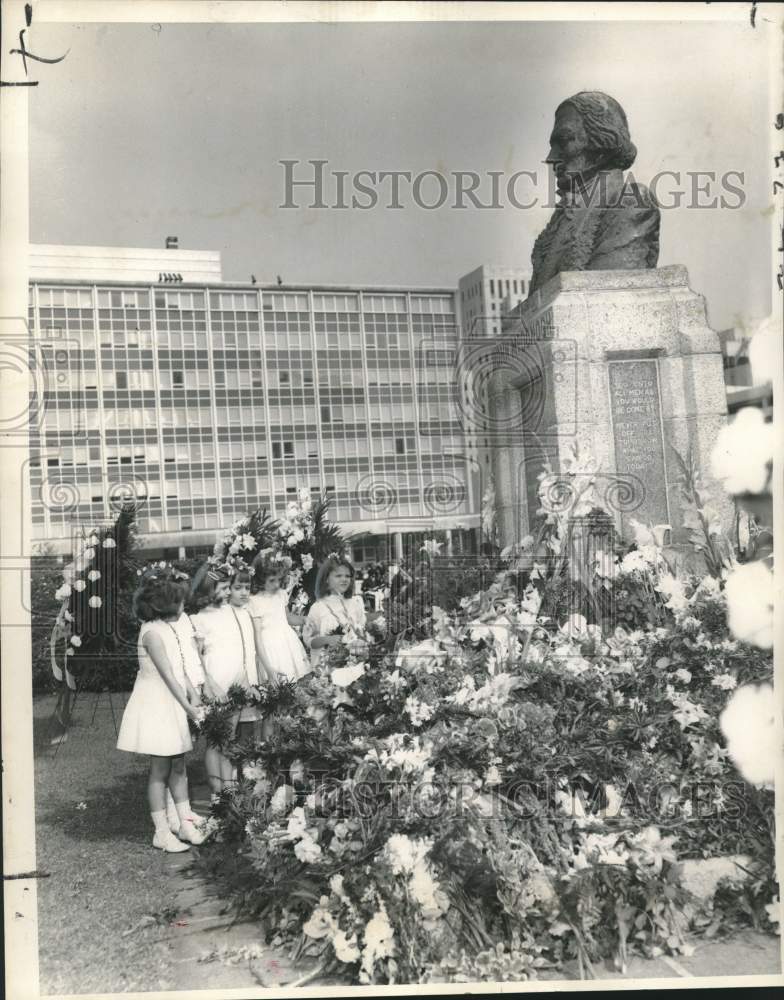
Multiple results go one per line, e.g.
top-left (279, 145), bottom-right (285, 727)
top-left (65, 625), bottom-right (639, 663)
top-left (524, 265), bottom-right (690, 313)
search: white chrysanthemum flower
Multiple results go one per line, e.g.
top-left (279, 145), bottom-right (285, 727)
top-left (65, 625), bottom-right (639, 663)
top-left (294, 834), bottom-right (322, 863)
top-left (243, 761), bottom-right (267, 782)
top-left (404, 695), bottom-right (434, 728)
top-left (720, 683), bottom-right (778, 786)
top-left (725, 561), bottom-right (774, 649)
top-left (88, 596), bottom-right (102, 608)
top-left (657, 573), bottom-right (689, 614)
top-left (70, 635), bottom-right (82, 647)
top-left (673, 668), bottom-right (692, 684)
top-left (711, 672), bottom-right (737, 691)
top-left (711, 407), bottom-right (773, 495)
top-left (73, 580), bottom-right (86, 592)
top-left (269, 784), bottom-right (295, 816)
top-left (88, 570), bottom-right (101, 582)
top-left (102, 537), bottom-right (116, 549)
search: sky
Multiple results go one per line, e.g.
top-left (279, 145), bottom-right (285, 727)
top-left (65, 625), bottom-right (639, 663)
top-left (29, 16), bottom-right (774, 332)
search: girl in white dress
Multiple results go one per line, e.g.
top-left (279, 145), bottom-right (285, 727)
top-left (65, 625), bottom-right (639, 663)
top-left (190, 562), bottom-right (257, 797)
top-left (302, 555), bottom-right (368, 670)
top-left (117, 569), bottom-right (206, 853)
top-left (248, 556), bottom-right (310, 682)
top-left (226, 564), bottom-right (264, 743)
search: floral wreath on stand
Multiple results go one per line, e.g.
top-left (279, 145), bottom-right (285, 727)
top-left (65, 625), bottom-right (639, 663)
top-left (49, 505), bottom-right (136, 737)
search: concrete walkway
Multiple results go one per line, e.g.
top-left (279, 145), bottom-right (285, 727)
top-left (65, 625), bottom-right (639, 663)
top-left (157, 785), bottom-right (340, 992)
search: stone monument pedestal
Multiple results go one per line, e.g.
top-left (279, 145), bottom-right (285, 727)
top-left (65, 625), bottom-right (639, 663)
top-left (488, 266), bottom-right (733, 547)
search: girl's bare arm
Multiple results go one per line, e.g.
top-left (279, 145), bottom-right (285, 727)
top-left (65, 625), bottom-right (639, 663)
top-left (144, 631), bottom-right (199, 719)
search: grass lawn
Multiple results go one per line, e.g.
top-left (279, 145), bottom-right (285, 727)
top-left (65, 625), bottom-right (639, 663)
top-left (33, 692), bottom-right (206, 995)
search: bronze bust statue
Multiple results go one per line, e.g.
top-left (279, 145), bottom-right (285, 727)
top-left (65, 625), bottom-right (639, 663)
top-left (529, 92), bottom-right (660, 294)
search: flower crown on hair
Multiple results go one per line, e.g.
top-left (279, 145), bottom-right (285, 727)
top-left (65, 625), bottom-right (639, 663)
top-left (136, 561), bottom-right (189, 583)
top-left (206, 558), bottom-right (233, 582)
top-left (225, 554), bottom-right (254, 577)
top-left (325, 551), bottom-right (351, 565)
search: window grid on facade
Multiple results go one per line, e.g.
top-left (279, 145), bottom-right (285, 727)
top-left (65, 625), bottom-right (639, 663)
top-left (28, 281), bottom-right (471, 545)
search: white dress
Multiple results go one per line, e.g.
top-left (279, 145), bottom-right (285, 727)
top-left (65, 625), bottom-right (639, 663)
top-left (117, 619), bottom-right (193, 756)
top-left (302, 594), bottom-right (367, 670)
top-left (248, 590), bottom-right (310, 681)
top-left (176, 612), bottom-right (206, 688)
top-left (190, 603), bottom-right (258, 694)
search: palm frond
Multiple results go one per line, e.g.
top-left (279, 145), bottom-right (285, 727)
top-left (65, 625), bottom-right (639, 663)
top-left (310, 493), bottom-right (350, 560)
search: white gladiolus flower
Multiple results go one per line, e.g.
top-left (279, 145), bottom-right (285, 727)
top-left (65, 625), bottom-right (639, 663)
top-left (333, 930), bottom-right (361, 964)
top-left (361, 904), bottom-right (396, 979)
top-left (302, 905), bottom-right (335, 940)
top-left (748, 315), bottom-right (779, 386)
top-left (711, 407), bottom-right (774, 495)
top-left (88, 570), bottom-right (101, 582)
top-left (331, 664), bottom-right (366, 688)
top-left (720, 683), bottom-right (778, 786)
top-left (484, 764), bottom-right (502, 787)
top-left (725, 561), bottom-right (774, 649)
top-left (88, 596), bottom-right (102, 608)
top-left (286, 807), bottom-right (308, 840)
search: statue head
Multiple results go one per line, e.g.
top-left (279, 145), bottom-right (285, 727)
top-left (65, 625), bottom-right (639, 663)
top-left (546, 91), bottom-right (637, 194)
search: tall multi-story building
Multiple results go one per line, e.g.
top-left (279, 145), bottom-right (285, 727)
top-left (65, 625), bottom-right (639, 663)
top-left (456, 265), bottom-right (532, 514)
top-left (27, 244), bottom-right (477, 562)
top-left (458, 264), bottom-right (531, 339)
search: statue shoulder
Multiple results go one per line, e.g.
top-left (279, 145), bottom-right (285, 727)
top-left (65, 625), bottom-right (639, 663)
top-left (615, 176), bottom-right (659, 212)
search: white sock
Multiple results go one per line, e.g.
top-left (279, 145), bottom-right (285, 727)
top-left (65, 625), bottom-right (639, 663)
top-left (151, 810), bottom-right (170, 839)
top-left (165, 790), bottom-right (180, 827)
top-left (174, 798), bottom-right (197, 828)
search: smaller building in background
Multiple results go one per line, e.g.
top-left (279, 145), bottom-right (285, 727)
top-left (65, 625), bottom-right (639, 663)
top-left (458, 264), bottom-right (530, 339)
top-left (716, 327), bottom-right (753, 389)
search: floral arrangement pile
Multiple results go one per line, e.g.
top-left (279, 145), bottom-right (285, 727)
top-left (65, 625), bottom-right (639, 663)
top-left (192, 456), bottom-right (777, 983)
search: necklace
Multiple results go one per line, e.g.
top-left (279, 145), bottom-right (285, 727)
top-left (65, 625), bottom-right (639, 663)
top-left (165, 621), bottom-right (187, 672)
top-left (230, 606), bottom-right (250, 680)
